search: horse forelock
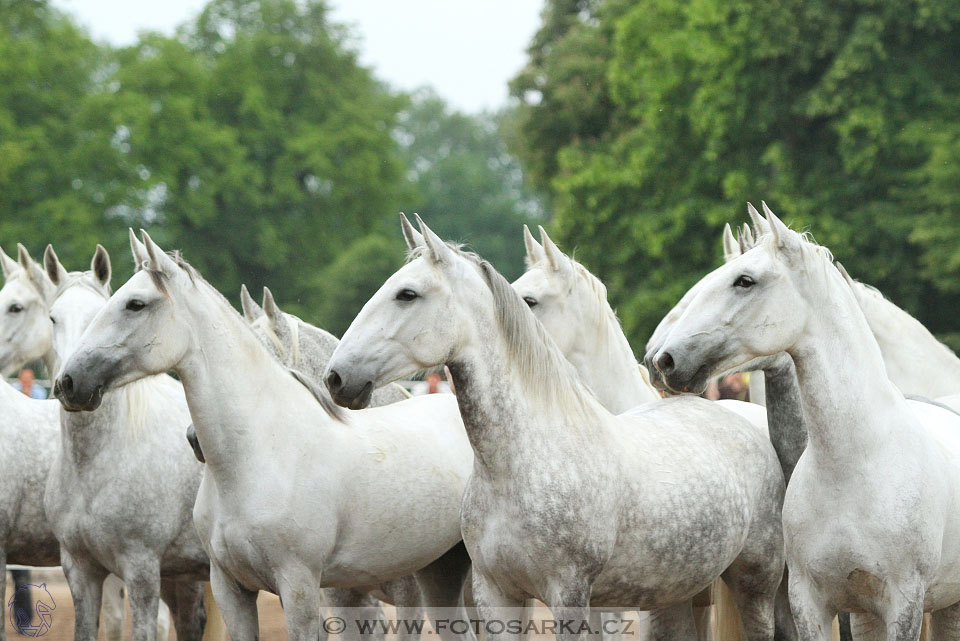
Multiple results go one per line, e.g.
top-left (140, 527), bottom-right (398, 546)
top-left (51, 270), bottom-right (111, 303)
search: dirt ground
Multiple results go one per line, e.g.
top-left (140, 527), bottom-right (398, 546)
top-left (4, 569), bottom-right (288, 640)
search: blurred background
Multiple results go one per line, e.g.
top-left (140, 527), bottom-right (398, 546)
top-left (4, 0), bottom-right (960, 365)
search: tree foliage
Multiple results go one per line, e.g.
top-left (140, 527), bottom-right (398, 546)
top-left (512, 0), bottom-right (960, 350)
top-left (0, 0), bottom-right (543, 338)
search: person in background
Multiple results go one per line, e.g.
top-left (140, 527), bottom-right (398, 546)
top-left (412, 370), bottom-right (452, 396)
top-left (12, 368), bottom-right (47, 399)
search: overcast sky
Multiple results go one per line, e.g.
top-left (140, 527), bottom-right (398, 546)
top-left (51, 0), bottom-right (544, 114)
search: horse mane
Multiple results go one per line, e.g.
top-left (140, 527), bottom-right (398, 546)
top-left (142, 251), bottom-right (346, 422)
top-left (409, 243), bottom-right (598, 418)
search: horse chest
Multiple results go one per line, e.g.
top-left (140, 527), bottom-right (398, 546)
top-left (461, 474), bottom-right (612, 599)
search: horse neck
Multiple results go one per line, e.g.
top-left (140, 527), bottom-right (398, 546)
top-left (858, 289), bottom-right (960, 396)
top-left (789, 271), bottom-right (904, 463)
top-left (567, 302), bottom-right (656, 413)
top-left (58, 384), bottom-right (128, 465)
top-left (176, 286), bottom-right (315, 480)
top-left (447, 300), bottom-right (603, 476)
top-left (759, 357), bottom-right (807, 484)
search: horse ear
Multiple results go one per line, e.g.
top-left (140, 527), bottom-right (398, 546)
top-left (140, 230), bottom-right (177, 274)
top-left (91, 244), bottom-right (111, 289)
top-left (747, 202), bottom-right (767, 238)
top-left (399, 212), bottom-right (425, 251)
top-left (42, 244), bottom-right (68, 288)
top-left (413, 214), bottom-right (454, 265)
top-left (722, 223), bottom-right (739, 262)
top-left (762, 202), bottom-right (796, 252)
top-left (129, 228), bottom-right (148, 270)
top-left (523, 225), bottom-right (545, 267)
top-left (741, 223), bottom-right (754, 248)
top-left (538, 226), bottom-right (571, 276)
top-left (262, 287), bottom-right (282, 325)
top-left (0, 246), bottom-right (18, 279)
top-left (19, 244), bottom-right (54, 301)
top-left (240, 284), bottom-right (264, 323)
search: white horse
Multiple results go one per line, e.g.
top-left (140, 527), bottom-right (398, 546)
top-left (240, 284), bottom-right (409, 407)
top-left (55, 230), bottom-right (475, 641)
top-left (325, 214), bottom-right (785, 641)
top-left (39, 245), bottom-right (209, 641)
top-left (239, 284), bottom-right (428, 638)
top-left (0, 245), bottom-right (172, 641)
top-left (648, 207), bottom-right (960, 641)
top-left (719, 206), bottom-right (960, 407)
top-left (0, 376), bottom-right (61, 641)
top-left (511, 225), bottom-right (787, 641)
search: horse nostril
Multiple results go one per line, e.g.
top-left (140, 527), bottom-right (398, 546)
top-left (325, 370), bottom-right (343, 394)
top-left (655, 352), bottom-right (675, 375)
top-left (59, 374), bottom-right (74, 396)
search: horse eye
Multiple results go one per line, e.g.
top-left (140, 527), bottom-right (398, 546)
top-left (523, 296), bottom-right (538, 308)
top-left (126, 299), bottom-right (146, 311)
top-left (49, 316), bottom-right (56, 325)
top-left (734, 275), bottom-right (755, 289)
top-left (395, 289), bottom-right (418, 302)
top-left (7, 303), bottom-right (22, 313)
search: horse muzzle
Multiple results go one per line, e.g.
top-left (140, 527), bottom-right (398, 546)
top-left (324, 369), bottom-right (374, 410)
top-left (649, 346), bottom-right (714, 396)
top-left (53, 373), bottom-right (105, 412)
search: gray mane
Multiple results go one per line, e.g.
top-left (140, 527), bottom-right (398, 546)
top-left (411, 242), bottom-right (597, 417)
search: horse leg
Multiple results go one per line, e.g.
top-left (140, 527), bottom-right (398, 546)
top-left (692, 585), bottom-right (714, 641)
top-left (101, 574), bottom-right (126, 641)
top-left (209, 563), bottom-right (259, 641)
top-left (380, 575), bottom-right (424, 641)
top-left (472, 571), bottom-right (524, 641)
top-left (200, 581), bottom-right (228, 641)
top-left (120, 555), bottom-right (162, 641)
top-left (787, 573), bottom-right (834, 641)
top-left (647, 600), bottom-right (697, 641)
top-left (838, 614), bottom-right (854, 641)
top-left (414, 542), bottom-right (476, 641)
top-left (849, 613), bottom-right (885, 641)
top-left (0, 550), bottom-right (8, 641)
top-left (929, 600), bottom-right (960, 639)
top-left (881, 583), bottom-right (924, 641)
top-left (774, 566), bottom-right (798, 641)
top-left (321, 587), bottom-right (386, 641)
top-left (161, 578), bottom-right (206, 641)
top-left (277, 570), bottom-right (321, 641)
top-left (157, 598), bottom-right (173, 641)
top-left (62, 549), bottom-right (109, 641)
top-left (721, 562), bottom-right (779, 640)
top-left (598, 611), bottom-right (624, 641)
top-left (11, 568), bottom-right (32, 629)
top-left (544, 580), bottom-right (591, 641)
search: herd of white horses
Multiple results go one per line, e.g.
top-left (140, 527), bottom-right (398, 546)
top-left (2, 204), bottom-right (960, 641)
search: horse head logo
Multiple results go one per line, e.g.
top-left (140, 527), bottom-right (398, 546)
top-left (7, 583), bottom-right (56, 637)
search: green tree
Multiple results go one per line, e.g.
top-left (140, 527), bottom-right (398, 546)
top-left (93, 0), bottom-right (410, 315)
top-left (0, 0), bottom-right (125, 262)
top-left (513, 0), bottom-right (960, 349)
top-left (397, 90), bottom-right (545, 280)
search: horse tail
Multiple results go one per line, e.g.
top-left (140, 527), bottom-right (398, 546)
top-left (712, 578), bottom-right (745, 641)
